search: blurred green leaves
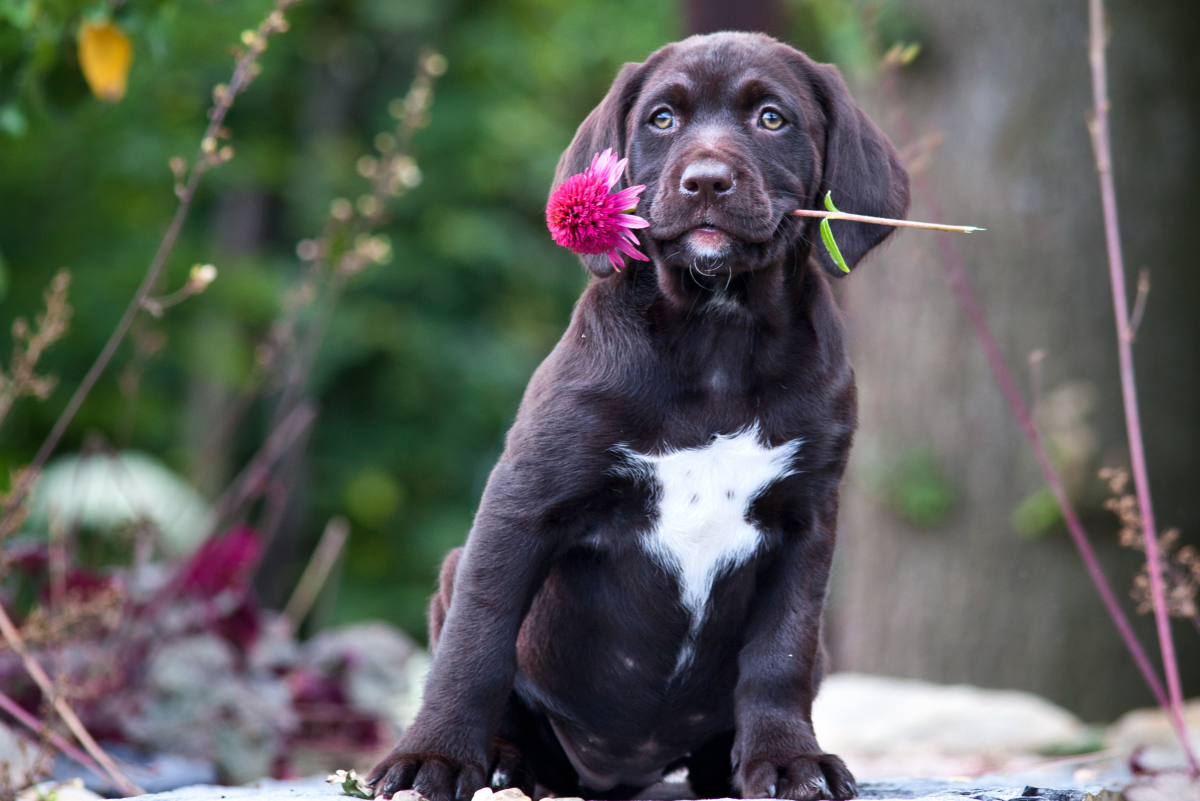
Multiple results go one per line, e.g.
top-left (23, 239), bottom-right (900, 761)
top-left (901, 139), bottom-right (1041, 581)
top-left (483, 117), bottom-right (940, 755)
top-left (865, 444), bottom-right (958, 529)
top-left (1012, 486), bottom-right (1063, 540)
top-left (785, 0), bottom-right (925, 77)
top-left (344, 467), bottom-right (404, 528)
top-left (1, 0), bottom-right (681, 642)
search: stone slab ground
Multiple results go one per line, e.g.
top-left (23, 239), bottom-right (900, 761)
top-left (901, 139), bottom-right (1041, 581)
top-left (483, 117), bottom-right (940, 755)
top-left (120, 775), bottom-right (1121, 801)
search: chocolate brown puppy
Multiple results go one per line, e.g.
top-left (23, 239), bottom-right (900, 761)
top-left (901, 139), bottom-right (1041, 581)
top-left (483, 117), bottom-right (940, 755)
top-left (369, 31), bottom-right (908, 801)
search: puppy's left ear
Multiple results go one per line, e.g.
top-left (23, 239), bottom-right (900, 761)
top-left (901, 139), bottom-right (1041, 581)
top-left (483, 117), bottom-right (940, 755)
top-left (809, 63), bottom-right (910, 275)
top-left (551, 61), bottom-right (649, 277)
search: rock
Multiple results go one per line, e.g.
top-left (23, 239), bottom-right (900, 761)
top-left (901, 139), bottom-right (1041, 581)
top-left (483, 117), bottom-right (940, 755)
top-left (1123, 773), bottom-right (1200, 801)
top-left (0, 720), bottom-right (38, 788)
top-left (1107, 697), bottom-right (1200, 751)
top-left (470, 789), bottom-right (529, 801)
top-left (52, 745), bottom-right (217, 795)
top-left (811, 673), bottom-right (1091, 778)
top-left (18, 778), bottom-right (104, 801)
top-left (1104, 697), bottom-right (1200, 773)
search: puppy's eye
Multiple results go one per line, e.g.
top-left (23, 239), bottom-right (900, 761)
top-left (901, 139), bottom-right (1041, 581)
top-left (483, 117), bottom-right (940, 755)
top-left (759, 109), bottom-right (785, 130)
top-left (651, 109), bottom-right (675, 129)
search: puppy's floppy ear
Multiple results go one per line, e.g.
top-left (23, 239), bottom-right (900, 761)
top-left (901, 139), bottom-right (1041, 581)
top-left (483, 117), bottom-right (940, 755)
top-left (808, 63), bottom-right (910, 275)
top-left (551, 61), bottom-right (648, 278)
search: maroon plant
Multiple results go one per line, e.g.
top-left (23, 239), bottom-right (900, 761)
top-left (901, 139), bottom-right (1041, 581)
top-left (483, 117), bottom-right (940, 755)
top-left (1086, 0), bottom-right (1197, 774)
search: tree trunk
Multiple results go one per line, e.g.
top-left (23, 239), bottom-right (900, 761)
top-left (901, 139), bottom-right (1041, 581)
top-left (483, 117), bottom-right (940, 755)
top-left (829, 0), bottom-right (1200, 722)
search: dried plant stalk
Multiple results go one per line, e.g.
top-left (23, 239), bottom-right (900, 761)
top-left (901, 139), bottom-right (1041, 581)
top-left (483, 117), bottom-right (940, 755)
top-left (1101, 467), bottom-right (1200, 623)
top-left (0, 269), bottom-right (72, 430)
top-left (0, 601), bottom-right (142, 795)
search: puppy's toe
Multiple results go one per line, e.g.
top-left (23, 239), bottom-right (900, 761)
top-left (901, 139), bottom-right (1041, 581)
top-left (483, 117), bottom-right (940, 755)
top-left (775, 756), bottom-right (825, 801)
top-left (488, 738), bottom-right (534, 796)
top-left (412, 759), bottom-right (458, 801)
top-left (818, 753), bottom-right (857, 800)
top-left (738, 759), bottom-right (780, 798)
top-left (371, 757), bottom-right (419, 799)
top-left (455, 761), bottom-right (488, 801)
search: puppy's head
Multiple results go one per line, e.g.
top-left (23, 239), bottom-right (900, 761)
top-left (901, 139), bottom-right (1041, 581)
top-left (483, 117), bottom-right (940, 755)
top-left (552, 32), bottom-right (909, 282)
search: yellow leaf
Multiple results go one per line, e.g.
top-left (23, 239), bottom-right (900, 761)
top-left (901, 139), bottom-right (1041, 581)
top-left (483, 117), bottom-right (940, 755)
top-left (78, 22), bottom-right (132, 102)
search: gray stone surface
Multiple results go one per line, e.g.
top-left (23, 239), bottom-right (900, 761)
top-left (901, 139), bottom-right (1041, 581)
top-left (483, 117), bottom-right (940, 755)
top-left (118, 775), bottom-right (1120, 801)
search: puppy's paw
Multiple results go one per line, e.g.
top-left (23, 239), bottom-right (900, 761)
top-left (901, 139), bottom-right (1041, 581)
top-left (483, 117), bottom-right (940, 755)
top-left (737, 752), bottom-right (856, 800)
top-left (367, 749), bottom-right (487, 801)
top-left (487, 738), bottom-right (535, 798)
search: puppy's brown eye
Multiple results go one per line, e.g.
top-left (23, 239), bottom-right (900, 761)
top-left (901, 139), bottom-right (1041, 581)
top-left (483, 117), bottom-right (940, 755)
top-left (651, 110), bottom-right (675, 129)
top-left (759, 109), bottom-right (784, 130)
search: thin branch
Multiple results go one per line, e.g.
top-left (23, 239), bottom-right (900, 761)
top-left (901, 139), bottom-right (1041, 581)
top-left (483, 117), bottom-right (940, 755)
top-left (790, 207), bottom-right (983, 233)
top-left (0, 602), bottom-right (143, 795)
top-left (1087, 0), bottom-right (1197, 775)
top-left (0, 688), bottom-right (109, 788)
top-left (282, 516), bottom-right (350, 630)
top-left (203, 400), bottom-right (318, 534)
top-left (0, 0), bottom-right (300, 535)
top-left (877, 58), bottom-right (1170, 710)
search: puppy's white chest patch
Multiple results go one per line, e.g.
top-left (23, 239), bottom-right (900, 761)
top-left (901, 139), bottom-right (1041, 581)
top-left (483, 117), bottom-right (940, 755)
top-left (617, 426), bottom-right (802, 630)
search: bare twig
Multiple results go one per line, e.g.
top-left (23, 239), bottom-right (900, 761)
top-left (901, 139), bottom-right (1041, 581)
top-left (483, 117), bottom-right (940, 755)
top-left (283, 516), bottom-right (350, 630)
top-left (1087, 0), bottom-right (1197, 775)
top-left (0, 602), bottom-right (142, 795)
top-left (877, 57), bottom-right (1170, 710)
top-left (0, 0), bottom-right (300, 535)
top-left (790, 207), bottom-right (982, 233)
top-left (203, 400), bottom-right (318, 534)
top-left (190, 264), bottom-right (321, 491)
top-left (0, 688), bottom-right (108, 787)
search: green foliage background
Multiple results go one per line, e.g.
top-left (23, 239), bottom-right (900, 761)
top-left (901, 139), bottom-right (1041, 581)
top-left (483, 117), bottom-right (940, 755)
top-left (0, 0), bottom-right (685, 638)
top-left (0, 0), bottom-right (913, 640)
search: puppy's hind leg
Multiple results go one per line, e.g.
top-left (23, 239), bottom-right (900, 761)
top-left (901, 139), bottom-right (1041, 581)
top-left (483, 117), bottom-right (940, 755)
top-left (427, 547), bottom-right (463, 653)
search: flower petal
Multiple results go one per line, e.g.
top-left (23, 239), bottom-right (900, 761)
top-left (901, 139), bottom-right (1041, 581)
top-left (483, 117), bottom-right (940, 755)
top-left (615, 236), bottom-right (649, 261)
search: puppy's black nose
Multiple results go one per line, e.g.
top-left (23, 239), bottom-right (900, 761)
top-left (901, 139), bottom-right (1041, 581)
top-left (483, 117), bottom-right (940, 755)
top-left (680, 159), bottom-right (735, 202)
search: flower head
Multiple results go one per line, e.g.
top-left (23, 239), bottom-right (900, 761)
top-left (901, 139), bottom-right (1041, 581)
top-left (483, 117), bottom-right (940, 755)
top-left (546, 148), bottom-right (650, 271)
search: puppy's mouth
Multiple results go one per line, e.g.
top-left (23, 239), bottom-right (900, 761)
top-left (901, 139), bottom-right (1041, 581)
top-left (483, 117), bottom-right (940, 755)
top-left (685, 224), bottom-right (733, 256)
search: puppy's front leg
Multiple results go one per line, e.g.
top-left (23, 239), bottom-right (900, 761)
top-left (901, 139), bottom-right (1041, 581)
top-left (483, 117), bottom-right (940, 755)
top-left (369, 464), bottom-right (560, 801)
top-left (732, 502), bottom-right (856, 801)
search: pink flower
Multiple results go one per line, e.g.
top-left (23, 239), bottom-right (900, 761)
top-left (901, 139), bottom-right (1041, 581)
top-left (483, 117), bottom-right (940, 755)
top-left (546, 148), bottom-right (650, 271)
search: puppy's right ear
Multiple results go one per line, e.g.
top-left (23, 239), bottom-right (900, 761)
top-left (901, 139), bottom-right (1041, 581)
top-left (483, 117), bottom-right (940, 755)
top-left (551, 62), bottom-right (648, 278)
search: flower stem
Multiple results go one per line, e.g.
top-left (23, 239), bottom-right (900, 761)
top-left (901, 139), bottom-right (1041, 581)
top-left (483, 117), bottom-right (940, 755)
top-left (790, 208), bottom-right (983, 233)
top-left (1087, 0), bottom-right (1198, 775)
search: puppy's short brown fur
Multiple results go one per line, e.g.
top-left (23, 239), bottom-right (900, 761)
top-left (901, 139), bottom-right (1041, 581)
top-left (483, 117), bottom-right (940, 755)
top-left (370, 32), bottom-right (909, 801)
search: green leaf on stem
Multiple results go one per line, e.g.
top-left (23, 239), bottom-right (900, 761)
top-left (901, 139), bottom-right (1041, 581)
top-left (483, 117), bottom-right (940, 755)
top-left (819, 191), bottom-right (850, 273)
